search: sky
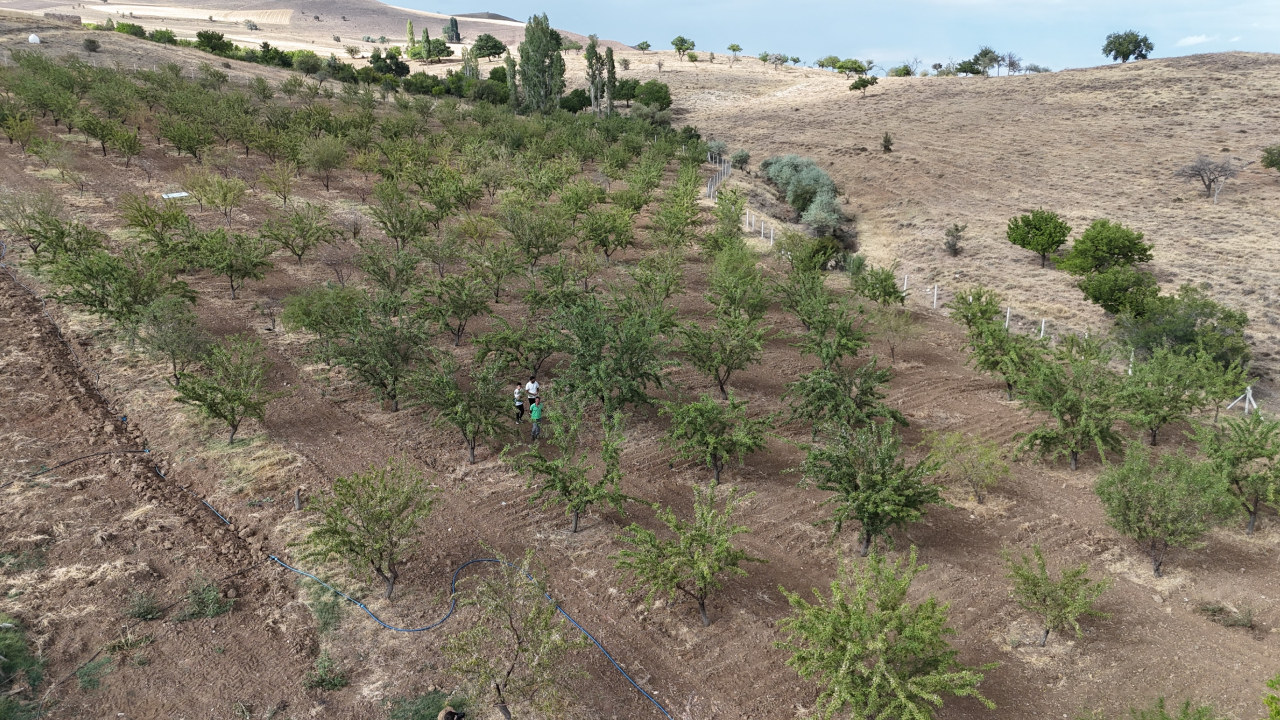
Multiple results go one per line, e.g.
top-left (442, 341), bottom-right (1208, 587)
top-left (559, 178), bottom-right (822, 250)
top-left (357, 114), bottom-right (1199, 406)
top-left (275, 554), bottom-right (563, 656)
top-left (399, 0), bottom-right (1280, 72)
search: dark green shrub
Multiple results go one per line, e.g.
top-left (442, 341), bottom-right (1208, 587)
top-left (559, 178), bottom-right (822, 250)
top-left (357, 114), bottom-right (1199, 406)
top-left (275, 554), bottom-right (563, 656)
top-left (82, 37), bottom-right (100, 52)
top-left (115, 22), bottom-right (146, 38)
top-left (1079, 265), bottom-right (1158, 315)
top-left (635, 80), bottom-right (673, 110)
top-left (559, 88), bottom-right (590, 113)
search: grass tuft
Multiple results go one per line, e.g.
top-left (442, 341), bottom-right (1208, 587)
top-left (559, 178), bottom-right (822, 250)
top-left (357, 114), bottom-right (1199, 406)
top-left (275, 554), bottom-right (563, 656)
top-left (174, 575), bottom-right (234, 622)
top-left (302, 650), bottom-right (348, 690)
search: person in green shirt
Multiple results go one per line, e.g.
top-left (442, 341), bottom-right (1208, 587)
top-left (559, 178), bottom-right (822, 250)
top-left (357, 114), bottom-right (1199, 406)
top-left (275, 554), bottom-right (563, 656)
top-left (529, 399), bottom-right (542, 440)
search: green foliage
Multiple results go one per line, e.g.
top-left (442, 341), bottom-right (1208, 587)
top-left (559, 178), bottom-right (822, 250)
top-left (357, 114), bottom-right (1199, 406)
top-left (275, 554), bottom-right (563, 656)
top-left (517, 14), bottom-right (567, 113)
top-left (1016, 336), bottom-right (1122, 470)
top-left (943, 222), bottom-right (966, 256)
top-left (1058, 219), bottom-right (1153, 276)
top-left (197, 229), bottom-right (274, 300)
top-left (302, 577), bottom-right (345, 635)
top-left (730, 149), bottom-right (750, 169)
top-left (297, 457), bottom-right (436, 598)
top-left (444, 549), bottom-right (586, 719)
top-left (785, 359), bottom-right (904, 440)
top-left (174, 574), bottom-right (235, 621)
top-left (125, 591), bottom-right (163, 620)
top-left (472, 33), bottom-right (507, 60)
top-left (1118, 348), bottom-right (1218, 445)
top-left (1103, 31), bottom-right (1154, 63)
top-left (303, 650), bottom-right (348, 690)
top-left (75, 657), bottom-right (112, 690)
top-left (849, 75), bottom-right (878, 97)
top-left (417, 272), bottom-right (490, 346)
top-left (671, 35), bottom-right (695, 59)
top-left (0, 615), bottom-right (43, 703)
top-left (138, 295), bottom-right (210, 386)
top-left (635, 79), bottom-right (673, 109)
top-left (1095, 444), bottom-right (1236, 577)
top-left (579, 206), bottom-right (636, 264)
top-left (301, 135), bottom-right (347, 191)
top-left (261, 202), bottom-right (337, 265)
top-left (47, 246), bottom-right (193, 331)
top-left (555, 294), bottom-right (672, 413)
top-left (1079, 265), bottom-right (1159, 315)
top-left (801, 422), bottom-right (943, 555)
top-left (389, 692), bottom-right (468, 720)
top-left (410, 354), bottom-right (509, 464)
top-left (1266, 674), bottom-right (1280, 720)
top-left (174, 334), bottom-right (282, 442)
top-left (1006, 209), bottom-right (1071, 268)
top-left (760, 154), bottom-right (838, 216)
top-left (661, 393), bottom-right (770, 484)
top-left (323, 293), bottom-right (431, 411)
top-left (776, 548), bottom-right (995, 720)
top-left (947, 284), bottom-right (1003, 330)
top-left (679, 306), bottom-right (768, 400)
top-left (1262, 145), bottom-right (1280, 174)
top-left (928, 431), bottom-right (1009, 504)
top-left (512, 401), bottom-right (630, 532)
top-left (1195, 413), bottom-right (1280, 535)
top-left (848, 258), bottom-right (905, 306)
top-left (1116, 284), bottom-right (1251, 371)
top-left (1004, 545), bottom-right (1111, 646)
top-left (614, 484), bottom-right (763, 626)
top-left (650, 165), bottom-right (701, 247)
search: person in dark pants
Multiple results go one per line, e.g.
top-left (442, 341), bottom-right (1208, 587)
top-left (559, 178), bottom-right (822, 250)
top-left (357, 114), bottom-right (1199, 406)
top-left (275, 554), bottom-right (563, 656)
top-left (513, 382), bottom-right (524, 423)
top-left (529, 399), bottom-right (542, 440)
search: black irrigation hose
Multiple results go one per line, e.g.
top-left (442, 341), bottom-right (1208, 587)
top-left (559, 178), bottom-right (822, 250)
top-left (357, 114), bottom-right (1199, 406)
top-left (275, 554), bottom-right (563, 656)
top-left (25, 448), bottom-right (151, 479)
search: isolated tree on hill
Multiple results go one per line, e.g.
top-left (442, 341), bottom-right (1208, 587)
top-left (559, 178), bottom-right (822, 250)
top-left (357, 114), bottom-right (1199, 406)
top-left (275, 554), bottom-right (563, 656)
top-left (518, 14), bottom-right (566, 113)
top-left (1196, 413), bottom-right (1280, 535)
top-left (776, 548), bottom-right (995, 719)
top-left (1117, 348), bottom-right (1216, 445)
top-left (1007, 209), bottom-right (1071, 268)
top-left (1262, 145), bottom-right (1280, 176)
top-left (850, 75), bottom-right (878, 98)
top-left (1095, 444), bottom-right (1235, 577)
top-left (1004, 545), bottom-right (1111, 647)
top-left (614, 484), bottom-right (764, 626)
top-left (728, 43), bottom-right (741, 61)
top-left (802, 421), bottom-right (943, 556)
top-left (411, 355), bottom-right (509, 464)
top-left (512, 402), bottom-right (630, 532)
top-left (445, 548), bottom-right (587, 720)
top-left (1175, 155), bottom-right (1241, 201)
top-left (974, 46), bottom-right (1000, 76)
top-left (299, 457), bottom-right (435, 599)
top-left (1016, 335), bottom-right (1122, 471)
top-left (472, 33), bottom-right (506, 61)
top-left (661, 393), bottom-right (770, 484)
top-left (1103, 31), bottom-right (1154, 63)
top-left (1057, 219), bottom-right (1152, 275)
top-left (636, 40), bottom-right (651, 53)
top-left (671, 36), bottom-right (695, 59)
top-left (174, 334), bottom-right (284, 443)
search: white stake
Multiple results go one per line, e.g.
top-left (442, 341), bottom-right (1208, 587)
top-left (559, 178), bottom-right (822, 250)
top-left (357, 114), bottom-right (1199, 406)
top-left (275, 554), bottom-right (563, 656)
top-left (1004, 307), bottom-right (1010, 329)
top-left (769, 226), bottom-right (773, 244)
top-left (902, 273), bottom-right (909, 292)
top-left (1039, 319), bottom-right (1046, 338)
top-left (932, 284), bottom-right (938, 309)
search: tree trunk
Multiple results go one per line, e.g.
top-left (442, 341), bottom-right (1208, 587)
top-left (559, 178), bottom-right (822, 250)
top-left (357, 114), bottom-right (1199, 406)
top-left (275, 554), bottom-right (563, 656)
top-left (1151, 555), bottom-right (1163, 578)
top-left (494, 683), bottom-right (512, 720)
top-left (468, 439), bottom-right (476, 464)
top-left (228, 424), bottom-right (239, 443)
top-left (718, 378), bottom-right (729, 400)
top-left (859, 531), bottom-right (871, 557)
top-left (1150, 426), bottom-right (1159, 446)
top-left (1247, 503), bottom-right (1258, 535)
top-left (1040, 253), bottom-right (1047, 268)
top-left (698, 598), bottom-right (710, 627)
top-left (712, 456), bottom-right (722, 486)
top-left (1006, 382), bottom-right (1014, 401)
top-left (1070, 450), bottom-right (1078, 471)
top-left (571, 509), bottom-right (579, 533)
top-left (1039, 628), bottom-right (1050, 647)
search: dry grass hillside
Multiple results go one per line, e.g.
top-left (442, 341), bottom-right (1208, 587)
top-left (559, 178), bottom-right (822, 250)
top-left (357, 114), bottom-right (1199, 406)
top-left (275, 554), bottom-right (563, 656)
top-left (0, 13), bottom-right (1278, 720)
top-left (604, 51), bottom-right (1280, 387)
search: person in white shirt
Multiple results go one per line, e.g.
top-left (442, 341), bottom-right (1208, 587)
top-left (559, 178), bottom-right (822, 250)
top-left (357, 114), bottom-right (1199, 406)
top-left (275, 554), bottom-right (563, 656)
top-left (524, 376), bottom-right (540, 405)
top-left (513, 382), bottom-right (524, 423)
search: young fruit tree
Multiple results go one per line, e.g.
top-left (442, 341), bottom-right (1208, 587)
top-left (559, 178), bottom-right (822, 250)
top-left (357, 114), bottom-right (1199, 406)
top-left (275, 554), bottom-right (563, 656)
top-left (297, 457), bottom-right (436, 599)
top-left (1003, 544), bottom-right (1111, 647)
top-left (197, 228), bottom-right (275, 300)
top-left (509, 401), bottom-right (631, 532)
top-left (325, 294), bottom-right (432, 411)
top-left (261, 202), bottom-right (338, 265)
top-left (801, 421), bottom-right (943, 556)
top-left (1057, 219), bottom-right (1153, 276)
top-left (1006, 209), bottom-right (1071, 268)
top-left (661, 393), bottom-right (770, 484)
top-left (927, 431), bottom-right (1010, 504)
top-left (613, 484), bottom-right (764, 626)
top-left (554, 294), bottom-right (672, 413)
top-left (417, 271), bottom-right (490, 346)
top-left (1095, 444), bottom-right (1236, 577)
top-left (473, 316), bottom-right (563, 377)
top-left (1117, 348), bottom-right (1216, 445)
top-left (138, 295), bottom-right (210, 387)
top-left (174, 334), bottom-right (284, 442)
top-left (776, 548), bottom-right (996, 719)
top-left (784, 358), bottom-right (905, 440)
top-left (410, 355), bottom-right (509, 464)
top-left (1196, 413), bottom-right (1280, 535)
top-left (444, 549), bottom-right (587, 720)
top-left (679, 308), bottom-right (768, 400)
top-left (1016, 335), bottom-right (1123, 470)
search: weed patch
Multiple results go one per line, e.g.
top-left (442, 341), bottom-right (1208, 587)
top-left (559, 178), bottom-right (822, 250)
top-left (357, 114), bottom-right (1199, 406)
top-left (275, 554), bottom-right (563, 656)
top-left (125, 591), bottom-right (163, 620)
top-left (75, 657), bottom-right (112, 690)
top-left (389, 691), bottom-right (467, 720)
top-left (1195, 601), bottom-right (1254, 629)
top-left (302, 578), bottom-right (345, 635)
top-left (302, 650), bottom-right (348, 690)
top-left (174, 575), bottom-right (234, 622)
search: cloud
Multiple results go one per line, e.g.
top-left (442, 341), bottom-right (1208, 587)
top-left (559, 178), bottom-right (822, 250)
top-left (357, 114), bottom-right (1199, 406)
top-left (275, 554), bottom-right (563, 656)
top-left (1230, 36), bottom-right (1242, 42)
top-left (1175, 34), bottom-right (1218, 46)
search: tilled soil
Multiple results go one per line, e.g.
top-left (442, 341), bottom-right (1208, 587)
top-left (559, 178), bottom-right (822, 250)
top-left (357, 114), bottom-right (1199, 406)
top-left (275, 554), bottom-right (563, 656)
top-left (1, 22), bottom-right (1278, 720)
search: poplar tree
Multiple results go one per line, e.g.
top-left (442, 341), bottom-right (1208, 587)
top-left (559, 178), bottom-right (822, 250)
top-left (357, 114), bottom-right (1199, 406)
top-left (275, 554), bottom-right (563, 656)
top-left (583, 35), bottom-right (604, 114)
top-left (605, 46), bottom-right (617, 113)
top-left (406, 20), bottom-right (415, 47)
top-left (518, 14), bottom-right (566, 113)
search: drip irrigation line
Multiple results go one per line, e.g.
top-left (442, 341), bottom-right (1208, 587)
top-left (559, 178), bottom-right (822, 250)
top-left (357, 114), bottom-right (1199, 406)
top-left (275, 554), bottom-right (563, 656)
top-left (270, 555), bottom-right (674, 719)
top-left (25, 448), bottom-right (151, 478)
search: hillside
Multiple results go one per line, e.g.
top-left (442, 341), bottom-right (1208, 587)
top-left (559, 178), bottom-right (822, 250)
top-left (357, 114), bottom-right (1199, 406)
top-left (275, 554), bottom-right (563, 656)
top-left (609, 51), bottom-right (1280, 387)
top-left (0, 12), bottom-right (1277, 720)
